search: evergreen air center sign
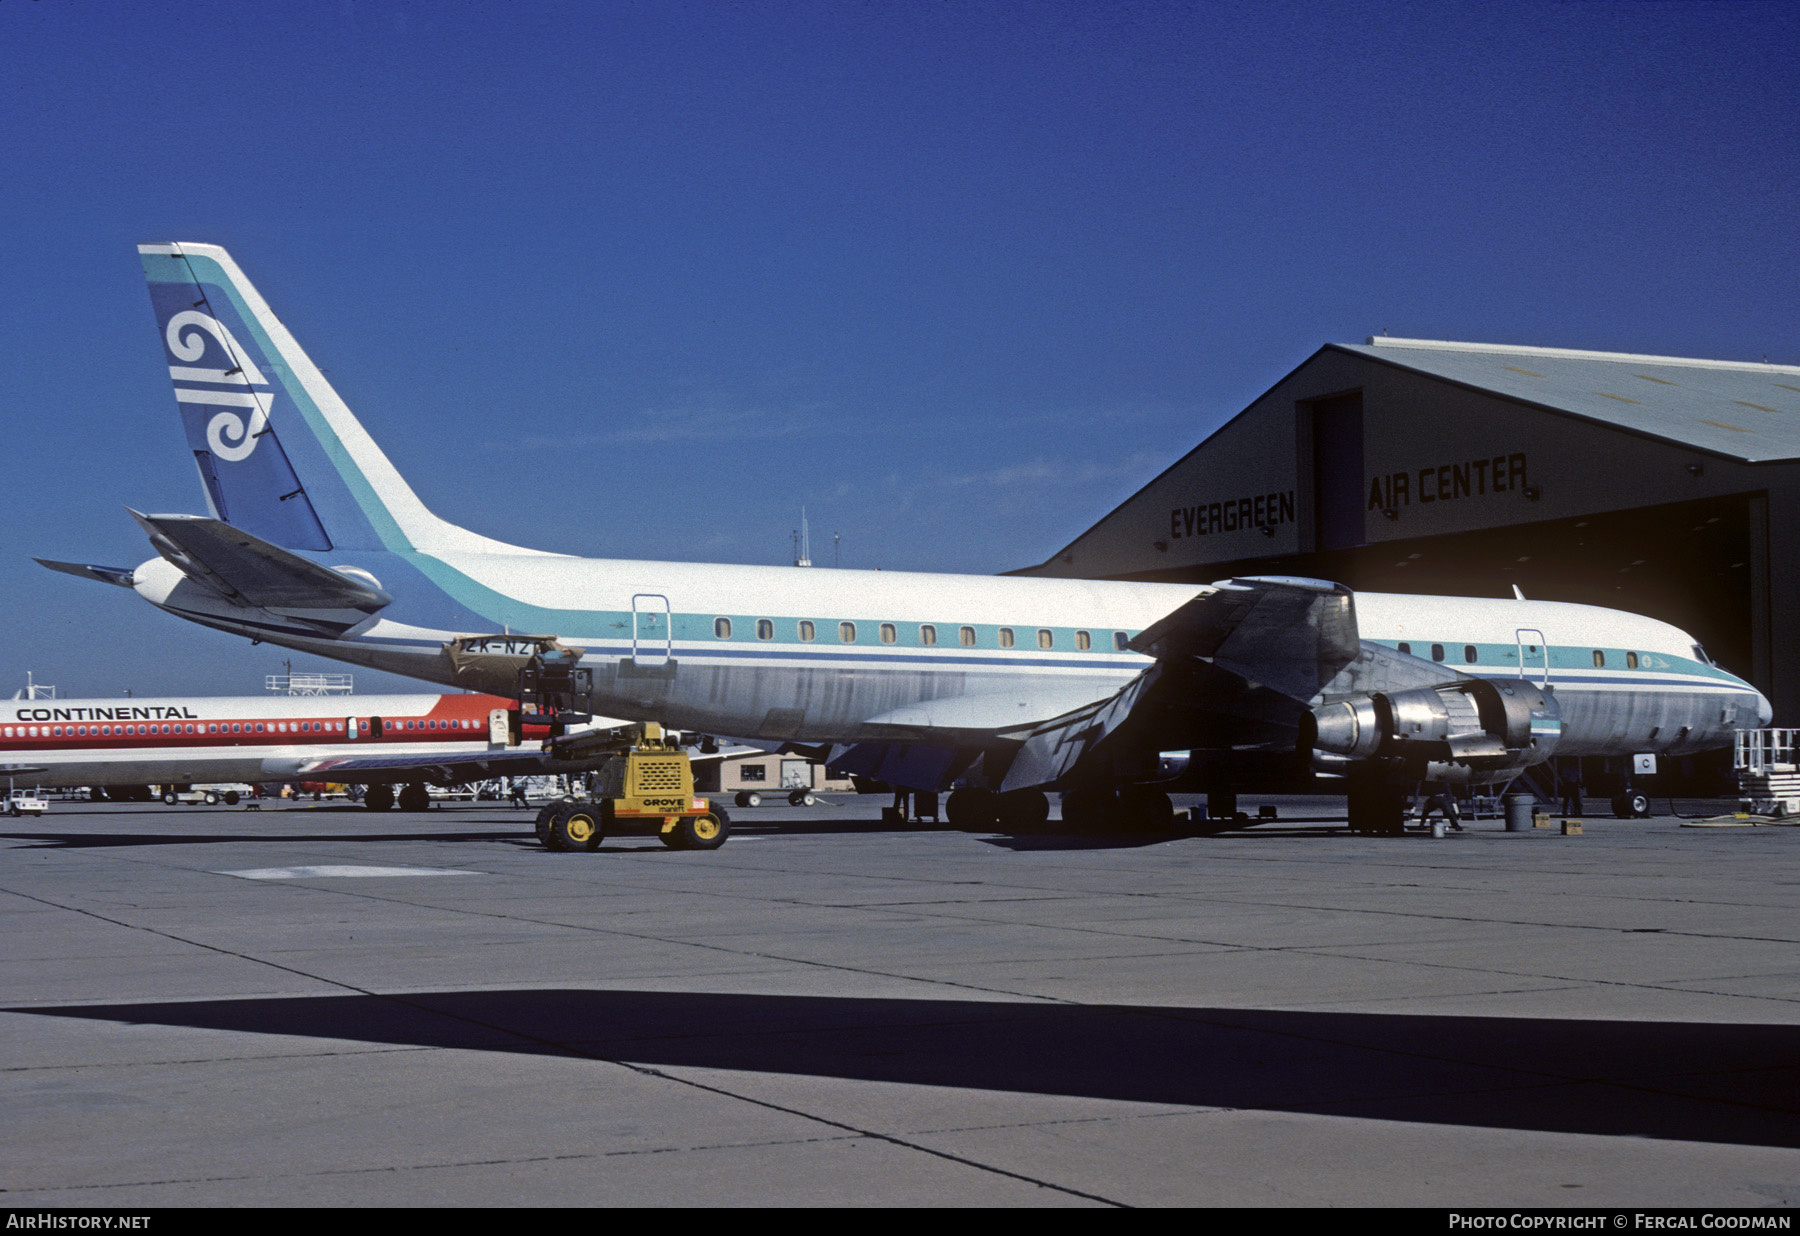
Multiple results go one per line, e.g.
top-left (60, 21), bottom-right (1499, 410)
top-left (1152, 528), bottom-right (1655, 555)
top-left (1164, 453), bottom-right (1530, 547)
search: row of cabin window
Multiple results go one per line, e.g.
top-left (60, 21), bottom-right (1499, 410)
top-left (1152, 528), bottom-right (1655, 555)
top-left (712, 618), bottom-right (1129, 652)
top-left (1396, 642), bottom-right (1652, 670)
top-left (1398, 642), bottom-right (1478, 664)
top-left (2, 718), bottom-right (482, 740)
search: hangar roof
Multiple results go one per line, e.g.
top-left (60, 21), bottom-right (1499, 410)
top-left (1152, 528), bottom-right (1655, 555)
top-left (1347, 338), bottom-right (1800, 463)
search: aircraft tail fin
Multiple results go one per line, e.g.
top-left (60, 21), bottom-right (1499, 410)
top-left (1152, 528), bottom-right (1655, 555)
top-left (138, 244), bottom-right (508, 556)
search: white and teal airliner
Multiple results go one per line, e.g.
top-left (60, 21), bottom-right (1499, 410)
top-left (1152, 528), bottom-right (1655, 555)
top-left (37, 244), bottom-right (1770, 831)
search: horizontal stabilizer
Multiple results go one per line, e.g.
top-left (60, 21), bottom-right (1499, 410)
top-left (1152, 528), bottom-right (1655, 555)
top-left (127, 510), bottom-right (392, 612)
top-left (1132, 576), bottom-right (1359, 702)
top-left (33, 559), bottom-right (137, 589)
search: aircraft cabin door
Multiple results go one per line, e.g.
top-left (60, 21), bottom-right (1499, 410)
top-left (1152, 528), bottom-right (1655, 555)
top-left (632, 594), bottom-right (672, 668)
top-left (347, 715), bottom-right (361, 739)
top-left (1516, 629), bottom-right (1550, 688)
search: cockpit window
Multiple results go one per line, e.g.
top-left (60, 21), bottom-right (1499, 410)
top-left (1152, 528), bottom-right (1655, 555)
top-left (1693, 644), bottom-right (1713, 665)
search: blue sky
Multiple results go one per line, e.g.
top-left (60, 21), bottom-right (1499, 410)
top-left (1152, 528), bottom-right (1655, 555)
top-left (2, 0), bottom-right (1796, 698)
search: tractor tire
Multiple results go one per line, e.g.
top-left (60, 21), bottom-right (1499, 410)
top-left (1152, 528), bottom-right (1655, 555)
top-left (674, 812), bottom-right (729, 851)
top-left (534, 802), bottom-right (562, 844)
top-left (552, 806), bottom-right (604, 852)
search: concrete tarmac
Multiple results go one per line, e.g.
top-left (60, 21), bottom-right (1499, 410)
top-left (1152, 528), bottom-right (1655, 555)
top-left (1, 795), bottom-right (1795, 1207)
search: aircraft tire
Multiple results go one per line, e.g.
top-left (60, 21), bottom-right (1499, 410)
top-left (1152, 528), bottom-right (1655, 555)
top-left (363, 785), bottom-right (395, 812)
top-left (1059, 786), bottom-right (1115, 833)
top-left (1118, 786), bottom-right (1175, 833)
top-left (675, 812), bottom-right (728, 850)
top-left (945, 788), bottom-right (997, 830)
top-left (994, 789), bottom-right (1050, 831)
top-left (399, 783), bottom-right (430, 812)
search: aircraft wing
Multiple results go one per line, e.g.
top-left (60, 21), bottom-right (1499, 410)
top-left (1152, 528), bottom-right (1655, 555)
top-left (998, 578), bottom-right (1365, 788)
top-left (831, 577), bottom-right (1376, 793)
top-left (276, 747), bottom-right (604, 786)
top-left (276, 721), bottom-right (737, 786)
top-left (1130, 575), bottom-right (1360, 702)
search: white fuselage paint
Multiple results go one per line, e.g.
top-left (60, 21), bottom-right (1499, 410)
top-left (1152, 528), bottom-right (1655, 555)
top-left (135, 548), bottom-right (1770, 761)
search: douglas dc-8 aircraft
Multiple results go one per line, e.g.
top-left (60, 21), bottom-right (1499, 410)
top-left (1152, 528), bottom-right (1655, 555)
top-left (37, 244), bottom-right (1772, 833)
top-left (1, 691), bottom-right (592, 811)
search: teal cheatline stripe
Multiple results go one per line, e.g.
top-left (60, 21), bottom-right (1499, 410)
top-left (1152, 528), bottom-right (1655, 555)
top-left (400, 551), bottom-right (1148, 657)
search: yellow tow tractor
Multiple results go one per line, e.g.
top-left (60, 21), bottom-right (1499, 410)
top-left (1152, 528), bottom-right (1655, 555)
top-left (535, 723), bottom-right (729, 852)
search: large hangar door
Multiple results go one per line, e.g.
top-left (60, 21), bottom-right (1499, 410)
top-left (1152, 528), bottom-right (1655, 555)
top-left (1312, 393), bottom-right (1365, 550)
top-left (1320, 493), bottom-right (1759, 689)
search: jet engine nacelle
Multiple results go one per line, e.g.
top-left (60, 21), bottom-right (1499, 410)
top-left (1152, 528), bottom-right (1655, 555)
top-left (1304, 678), bottom-right (1560, 782)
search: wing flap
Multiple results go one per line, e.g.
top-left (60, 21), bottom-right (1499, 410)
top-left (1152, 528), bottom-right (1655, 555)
top-left (997, 667), bottom-right (1159, 792)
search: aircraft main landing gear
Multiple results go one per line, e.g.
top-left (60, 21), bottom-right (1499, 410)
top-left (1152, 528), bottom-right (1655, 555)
top-left (1346, 765), bottom-right (1407, 836)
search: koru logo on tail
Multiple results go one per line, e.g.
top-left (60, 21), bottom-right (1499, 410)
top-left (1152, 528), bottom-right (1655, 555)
top-left (165, 311), bottom-right (274, 462)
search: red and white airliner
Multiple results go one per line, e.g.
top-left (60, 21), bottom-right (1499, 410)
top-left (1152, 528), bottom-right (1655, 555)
top-left (1, 691), bottom-right (598, 810)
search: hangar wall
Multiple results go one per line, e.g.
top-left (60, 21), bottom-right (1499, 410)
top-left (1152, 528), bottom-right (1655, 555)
top-left (1020, 342), bottom-right (1800, 724)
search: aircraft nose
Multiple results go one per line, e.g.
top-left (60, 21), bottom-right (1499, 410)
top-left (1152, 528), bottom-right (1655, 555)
top-left (1757, 689), bottom-right (1774, 727)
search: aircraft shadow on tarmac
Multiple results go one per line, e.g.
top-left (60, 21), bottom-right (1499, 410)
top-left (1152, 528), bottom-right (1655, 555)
top-left (12, 989), bottom-right (1796, 1148)
top-left (0, 817), bottom-right (1523, 853)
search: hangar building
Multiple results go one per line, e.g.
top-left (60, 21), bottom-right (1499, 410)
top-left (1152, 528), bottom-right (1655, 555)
top-left (1016, 337), bottom-right (1800, 737)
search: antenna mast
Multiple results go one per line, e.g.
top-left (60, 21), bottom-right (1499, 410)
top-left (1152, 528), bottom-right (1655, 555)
top-left (793, 507), bottom-right (812, 567)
